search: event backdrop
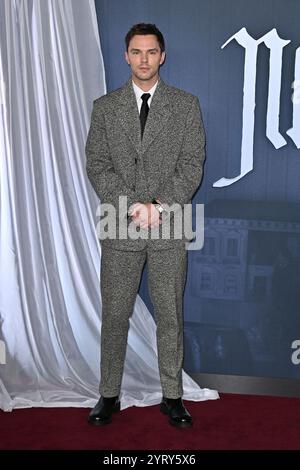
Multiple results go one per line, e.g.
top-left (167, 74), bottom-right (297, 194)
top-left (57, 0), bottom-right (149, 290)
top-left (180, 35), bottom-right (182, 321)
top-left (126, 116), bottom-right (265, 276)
top-left (95, 0), bottom-right (300, 380)
top-left (0, 0), bottom-right (216, 411)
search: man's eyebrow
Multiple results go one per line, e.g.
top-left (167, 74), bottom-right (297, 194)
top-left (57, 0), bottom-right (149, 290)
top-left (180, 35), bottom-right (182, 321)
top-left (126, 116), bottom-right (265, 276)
top-left (130, 48), bottom-right (159, 52)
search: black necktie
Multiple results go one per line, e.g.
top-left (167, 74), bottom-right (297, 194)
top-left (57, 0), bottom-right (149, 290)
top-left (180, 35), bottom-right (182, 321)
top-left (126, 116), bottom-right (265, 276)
top-left (139, 93), bottom-right (151, 138)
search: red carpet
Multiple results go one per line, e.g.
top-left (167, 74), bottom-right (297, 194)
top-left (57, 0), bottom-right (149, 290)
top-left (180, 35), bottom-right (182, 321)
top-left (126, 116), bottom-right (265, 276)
top-left (0, 393), bottom-right (299, 450)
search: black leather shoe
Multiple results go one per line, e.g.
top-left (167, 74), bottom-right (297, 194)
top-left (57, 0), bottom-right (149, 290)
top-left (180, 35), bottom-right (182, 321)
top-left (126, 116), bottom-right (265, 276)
top-left (88, 396), bottom-right (120, 426)
top-left (160, 397), bottom-right (193, 428)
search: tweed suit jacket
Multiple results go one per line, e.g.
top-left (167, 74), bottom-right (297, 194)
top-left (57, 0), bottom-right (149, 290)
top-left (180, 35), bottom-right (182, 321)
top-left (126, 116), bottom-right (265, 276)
top-left (85, 78), bottom-right (205, 251)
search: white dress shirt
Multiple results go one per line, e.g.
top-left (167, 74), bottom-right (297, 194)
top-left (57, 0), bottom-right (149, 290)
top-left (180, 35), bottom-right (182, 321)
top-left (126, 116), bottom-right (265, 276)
top-left (132, 80), bottom-right (158, 113)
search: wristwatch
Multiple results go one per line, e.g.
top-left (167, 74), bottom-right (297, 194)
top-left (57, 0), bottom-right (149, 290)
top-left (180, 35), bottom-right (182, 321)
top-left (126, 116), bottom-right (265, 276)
top-left (152, 199), bottom-right (164, 215)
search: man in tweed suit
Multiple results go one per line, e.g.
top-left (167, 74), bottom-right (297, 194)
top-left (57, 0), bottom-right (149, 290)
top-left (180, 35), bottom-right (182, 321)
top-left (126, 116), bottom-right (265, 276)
top-left (86, 23), bottom-right (205, 428)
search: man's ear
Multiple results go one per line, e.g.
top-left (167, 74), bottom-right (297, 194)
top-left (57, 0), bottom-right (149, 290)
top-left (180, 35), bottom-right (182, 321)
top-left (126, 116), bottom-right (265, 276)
top-left (125, 51), bottom-right (130, 65)
top-left (160, 52), bottom-right (166, 65)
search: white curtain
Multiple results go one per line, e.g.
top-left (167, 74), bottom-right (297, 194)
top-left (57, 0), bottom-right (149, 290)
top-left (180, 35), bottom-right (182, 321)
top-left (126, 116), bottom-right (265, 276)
top-left (0, 0), bottom-right (218, 412)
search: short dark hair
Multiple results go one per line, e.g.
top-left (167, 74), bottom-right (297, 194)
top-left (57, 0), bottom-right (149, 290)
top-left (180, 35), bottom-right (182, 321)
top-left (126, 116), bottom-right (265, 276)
top-left (125, 23), bottom-right (165, 52)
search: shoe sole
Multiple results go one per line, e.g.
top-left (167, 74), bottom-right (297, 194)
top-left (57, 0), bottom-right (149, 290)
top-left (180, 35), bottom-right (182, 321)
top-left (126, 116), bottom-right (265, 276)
top-left (160, 403), bottom-right (193, 428)
top-left (169, 418), bottom-right (193, 428)
top-left (88, 402), bottom-right (121, 426)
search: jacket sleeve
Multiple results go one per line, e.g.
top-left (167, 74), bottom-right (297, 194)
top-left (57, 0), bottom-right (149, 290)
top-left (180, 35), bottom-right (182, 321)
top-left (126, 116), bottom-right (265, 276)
top-left (156, 96), bottom-right (205, 209)
top-left (85, 99), bottom-right (137, 214)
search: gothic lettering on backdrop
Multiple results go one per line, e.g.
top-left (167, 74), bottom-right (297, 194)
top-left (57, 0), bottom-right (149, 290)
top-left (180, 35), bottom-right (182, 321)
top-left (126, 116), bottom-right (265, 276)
top-left (213, 28), bottom-right (300, 188)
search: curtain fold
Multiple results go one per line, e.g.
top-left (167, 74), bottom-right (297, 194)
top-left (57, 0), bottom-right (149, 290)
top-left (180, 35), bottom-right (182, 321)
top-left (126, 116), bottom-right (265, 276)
top-left (0, 0), bottom-right (218, 412)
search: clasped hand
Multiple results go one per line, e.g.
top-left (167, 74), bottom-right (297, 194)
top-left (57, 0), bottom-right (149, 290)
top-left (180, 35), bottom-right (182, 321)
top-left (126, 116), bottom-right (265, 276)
top-left (128, 202), bottom-right (162, 230)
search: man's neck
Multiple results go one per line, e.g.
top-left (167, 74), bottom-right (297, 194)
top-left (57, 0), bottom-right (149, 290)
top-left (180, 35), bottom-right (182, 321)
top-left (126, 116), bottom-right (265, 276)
top-left (132, 75), bottom-right (159, 92)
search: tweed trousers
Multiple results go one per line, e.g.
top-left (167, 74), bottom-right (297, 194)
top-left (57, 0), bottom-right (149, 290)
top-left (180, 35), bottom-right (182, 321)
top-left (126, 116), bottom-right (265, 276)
top-left (99, 244), bottom-right (187, 399)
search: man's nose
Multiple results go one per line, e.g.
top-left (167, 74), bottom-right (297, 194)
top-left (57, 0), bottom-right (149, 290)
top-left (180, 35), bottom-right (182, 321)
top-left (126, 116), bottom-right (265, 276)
top-left (141, 53), bottom-right (148, 63)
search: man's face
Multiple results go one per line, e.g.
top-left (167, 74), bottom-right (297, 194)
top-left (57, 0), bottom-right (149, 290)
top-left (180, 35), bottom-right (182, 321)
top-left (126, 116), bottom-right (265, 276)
top-left (125, 34), bottom-right (165, 85)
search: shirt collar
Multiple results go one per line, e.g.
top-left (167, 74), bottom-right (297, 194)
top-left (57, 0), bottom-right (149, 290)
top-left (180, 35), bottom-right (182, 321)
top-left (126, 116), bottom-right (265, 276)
top-left (132, 80), bottom-right (158, 102)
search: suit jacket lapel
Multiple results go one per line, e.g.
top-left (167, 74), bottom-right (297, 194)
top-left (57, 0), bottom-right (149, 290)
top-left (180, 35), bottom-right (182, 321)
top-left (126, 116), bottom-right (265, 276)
top-left (115, 79), bottom-right (142, 155)
top-left (141, 79), bottom-right (171, 154)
